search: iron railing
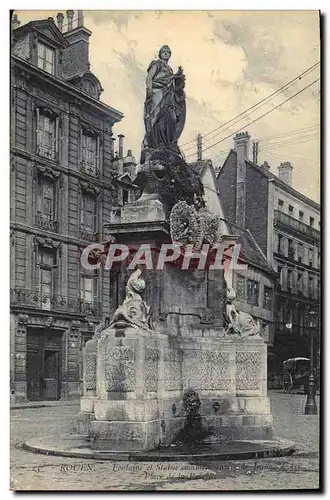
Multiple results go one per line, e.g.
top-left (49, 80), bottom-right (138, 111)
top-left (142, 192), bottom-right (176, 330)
top-left (80, 229), bottom-right (99, 242)
top-left (274, 210), bottom-right (320, 241)
top-left (35, 214), bottom-right (59, 232)
top-left (10, 288), bottom-right (101, 317)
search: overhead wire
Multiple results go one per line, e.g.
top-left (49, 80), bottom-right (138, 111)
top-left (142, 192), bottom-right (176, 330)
top-left (179, 61), bottom-right (320, 149)
top-left (185, 78), bottom-right (320, 158)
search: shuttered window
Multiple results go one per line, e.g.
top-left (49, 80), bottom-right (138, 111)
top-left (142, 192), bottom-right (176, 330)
top-left (36, 110), bottom-right (58, 160)
top-left (81, 131), bottom-right (98, 175)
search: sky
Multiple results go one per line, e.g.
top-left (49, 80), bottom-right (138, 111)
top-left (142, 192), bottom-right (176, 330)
top-left (16, 10), bottom-right (320, 202)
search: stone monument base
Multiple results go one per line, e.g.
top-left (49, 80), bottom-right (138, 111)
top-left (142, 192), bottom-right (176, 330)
top-left (78, 325), bottom-right (272, 452)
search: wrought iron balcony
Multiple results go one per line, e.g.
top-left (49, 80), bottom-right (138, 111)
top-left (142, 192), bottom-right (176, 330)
top-left (10, 288), bottom-right (101, 317)
top-left (35, 214), bottom-right (59, 232)
top-left (80, 229), bottom-right (99, 242)
top-left (274, 210), bottom-right (320, 242)
top-left (79, 160), bottom-right (98, 176)
top-left (36, 144), bottom-right (57, 161)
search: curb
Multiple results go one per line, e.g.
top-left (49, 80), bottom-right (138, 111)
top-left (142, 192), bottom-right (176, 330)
top-left (11, 401), bottom-right (80, 410)
top-left (22, 436), bottom-right (295, 462)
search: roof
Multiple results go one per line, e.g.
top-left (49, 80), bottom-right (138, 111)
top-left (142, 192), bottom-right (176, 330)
top-left (65, 70), bottom-right (103, 89)
top-left (219, 149), bottom-right (320, 211)
top-left (12, 55), bottom-right (123, 122)
top-left (14, 18), bottom-right (69, 48)
top-left (225, 220), bottom-right (276, 276)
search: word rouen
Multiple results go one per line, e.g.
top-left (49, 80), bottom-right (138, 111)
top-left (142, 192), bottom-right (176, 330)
top-left (80, 242), bottom-right (248, 272)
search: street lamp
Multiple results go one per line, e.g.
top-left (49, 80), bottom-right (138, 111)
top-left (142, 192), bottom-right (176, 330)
top-left (304, 310), bottom-right (318, 415)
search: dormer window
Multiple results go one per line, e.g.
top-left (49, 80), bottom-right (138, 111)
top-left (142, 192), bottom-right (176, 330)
top-left (38, 42), bottom-right (55, 75)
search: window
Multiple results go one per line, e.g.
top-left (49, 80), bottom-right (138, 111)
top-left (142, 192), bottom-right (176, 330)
top-left (263, 286), bottom-right (273, 310)
top-left (278, 266), bottom-right (283, 289)
top-left (236, 275), bottom-right (245, 300)
top-left (37, 42), bottom-right (55, 74)
top-left (80, 276), bottom-right (94, 304)
top-left (37, 178), bottom-right (55, 221)
top-left (36, 111), bottom-right (57, 159)
top-left (288, 239), bottom-right (295, 259)
top-left (39, 249), bottom-right (55, 311)
top-left (278, 199), bottom-right (284, 210)
top-left (247, 279), bottom-right (259, 306)
top-left (299, 210), bottom-right (304, 221)
top-left (80, 274), bottom-right (98, 314)
top-left (80, 194), bottom-right (97, 234)
top-left (297, 273), bottom-right (303, 293)
top-left (287, 269), bottom-right (293, 290)
top-left (308, 276), bottom-right (313, 297)
top-left (308, 248), bottom-right (314, 267)
top-left (81, 131), bottom-right (98, 175)
top-left (122, 189), bottom-right (129, 206)
top-left (277, 234), bottom-right (283, 254)
top-left (298, 243), bottom-right (304, 264)
top-left (288, 205), bottom-right (294, 215)
top-left (310, 217), bottom-right (315, 228)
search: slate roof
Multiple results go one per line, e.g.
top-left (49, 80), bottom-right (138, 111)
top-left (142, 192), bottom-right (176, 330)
top-left (225, 220), bottom-right (277, 277)
top-left (220, 150), bottom-right (320, 210)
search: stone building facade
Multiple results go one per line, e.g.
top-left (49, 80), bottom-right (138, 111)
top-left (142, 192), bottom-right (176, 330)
top-left (217, 132), bottom-right (320, 386)
top-left (10, 12), bottom-right (137, 402)
top-left (193, 159), bottom-right (277, 345)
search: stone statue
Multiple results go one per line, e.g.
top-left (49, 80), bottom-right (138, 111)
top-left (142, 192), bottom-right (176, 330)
top-left (225, 285), bottom-right (260, 337)
top-left (109, 268), bottom-right (153, 330)
top-left (140, 45), bottom-right (186, 164)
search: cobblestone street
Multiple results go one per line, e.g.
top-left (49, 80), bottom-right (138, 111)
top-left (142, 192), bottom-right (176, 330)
top-left (10, 391), bottom-right (320, 491)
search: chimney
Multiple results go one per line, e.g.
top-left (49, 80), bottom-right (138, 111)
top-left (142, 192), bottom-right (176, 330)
top-left (66, 10), bottom-right (74, 31)
top-left (56, 12), bottom-right (64, 32)
top-left (111, 137), bottom-right (116, 160)
top-left (62, 10), bottom-right (92, 78)
top-left (261, 160), bottom-right (271, 170)
top-left (278, 161), bottom-right (293, 186)
top-left (12, 13), bottom-right (21, 29)
top-left (77, 10), bottom-right (84, 27)
top-left (233, 131), bottom-right (250, 228)
top-left (118, 134), bottom-right (125, 159)
top-left (123, 149), bottom-right (137, 178)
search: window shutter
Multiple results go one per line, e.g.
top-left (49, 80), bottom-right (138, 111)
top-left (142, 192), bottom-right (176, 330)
top-left (55, 116), bottom-right (59, 158)
top-left (95, 136), bottom-right (99, 174)
top-left (93, 197), bottom-right (98, 233)
top-left (80, 195), bottom-right (85, 226)
top-left (36, 178), bottom-right (42, 213)
top-left (93, 275), bottom-right (98, 305)
top-left (36, 107), bottom-right (40, 152)
top-left (79, 128), bottom-right (83, 166)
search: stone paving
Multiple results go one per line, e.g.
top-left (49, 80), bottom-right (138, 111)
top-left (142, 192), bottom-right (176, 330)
top-left (10, 391), bottom-right (320, 491)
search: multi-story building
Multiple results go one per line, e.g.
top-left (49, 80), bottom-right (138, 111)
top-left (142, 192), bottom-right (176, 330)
top-left (10, 11), bottom-right (137, 402)
top-left (193, 159), bottom-right (277, 345)
top-left (217, 132), bottom-right (320, 386)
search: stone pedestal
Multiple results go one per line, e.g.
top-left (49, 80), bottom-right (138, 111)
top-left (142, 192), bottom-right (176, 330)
top-left (77, 198), bottom-right (273, 451)
top-left (78, 325), bottom-right (272, 451)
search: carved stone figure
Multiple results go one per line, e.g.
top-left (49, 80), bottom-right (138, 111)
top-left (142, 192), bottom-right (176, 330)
top-left (225, 285), bottom-right (260, 337)
top-left (140, 45), bottom-right (186, 164)
top-left (109, 268), bottom-right (153, 330)
top-left (183, 389), bottom-right (201, 417)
